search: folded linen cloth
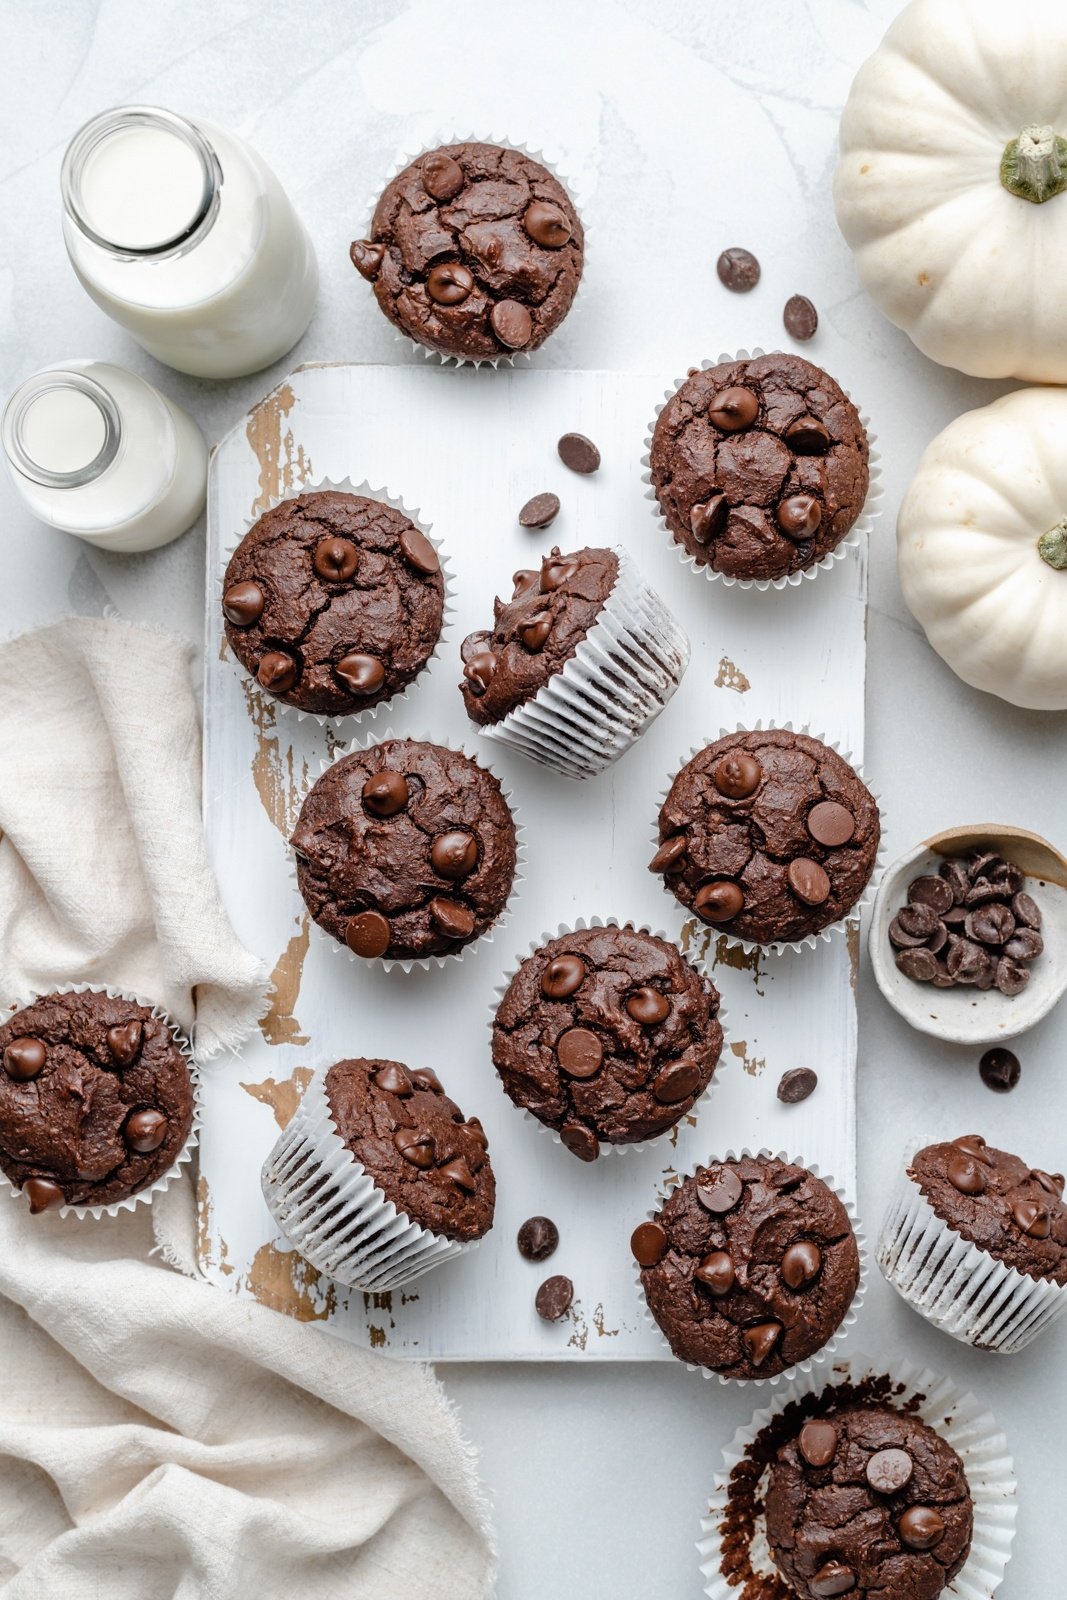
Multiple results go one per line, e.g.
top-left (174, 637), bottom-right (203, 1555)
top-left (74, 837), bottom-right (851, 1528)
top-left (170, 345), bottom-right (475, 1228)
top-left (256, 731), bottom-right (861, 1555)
top-left (0, 619), bottom-right (495, 1599)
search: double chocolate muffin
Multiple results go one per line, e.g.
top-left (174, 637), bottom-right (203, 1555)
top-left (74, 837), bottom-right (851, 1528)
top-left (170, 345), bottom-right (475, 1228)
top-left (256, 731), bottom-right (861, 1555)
top-left (351, 141), bottom-right (584, 361)
top-left (292, 737), bottom-right (518, 962)
top-left (648, 353), bottom-right (869, 582)
top-left (0, 990), bottom-right (194, 1212)
top-left (222, 490), bottom-right (445, 717)
top-left (910, 1134), bottom-right (1067, 1283)
top-left (765, 1403), bottom-right (973, 1599)
top-left (492, 924), bottom-right (723, 1161)
top-left (653, 728), bottom-right (880, 946)
top-left (633, 1155), bottom-right (861, 1379)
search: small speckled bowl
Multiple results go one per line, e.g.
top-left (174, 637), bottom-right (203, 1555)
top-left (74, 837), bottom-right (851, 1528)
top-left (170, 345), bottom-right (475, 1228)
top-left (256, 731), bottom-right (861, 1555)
top-left (869, 824), bottom-right (1067, 1045)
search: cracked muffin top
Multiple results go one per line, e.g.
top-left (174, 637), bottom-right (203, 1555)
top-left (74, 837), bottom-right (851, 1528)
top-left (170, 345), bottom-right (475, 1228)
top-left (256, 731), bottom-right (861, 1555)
top-left (350, 142), bottom-right (584, 361)
top-left (222, 490), bottom-right (445, 717)
top-left (648, 353), bottom-right (869, 582)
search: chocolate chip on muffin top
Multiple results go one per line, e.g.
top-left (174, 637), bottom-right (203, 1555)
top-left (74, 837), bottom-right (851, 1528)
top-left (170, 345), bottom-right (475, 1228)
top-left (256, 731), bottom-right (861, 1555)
top-left (910, 1134), bottom-right (1067, 1284)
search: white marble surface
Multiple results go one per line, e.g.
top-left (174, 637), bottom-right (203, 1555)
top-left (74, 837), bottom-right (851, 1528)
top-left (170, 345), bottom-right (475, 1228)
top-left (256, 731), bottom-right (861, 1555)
top-left (2, 1), bottom-right (1064, 1595)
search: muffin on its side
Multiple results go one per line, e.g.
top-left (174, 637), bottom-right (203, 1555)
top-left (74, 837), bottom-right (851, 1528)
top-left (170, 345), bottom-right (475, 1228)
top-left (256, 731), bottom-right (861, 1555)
top-left (492, 923), bottom-right (724, 1162)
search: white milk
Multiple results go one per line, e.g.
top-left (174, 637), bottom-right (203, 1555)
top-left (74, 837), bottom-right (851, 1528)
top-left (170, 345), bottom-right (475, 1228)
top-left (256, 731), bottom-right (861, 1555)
top-left (61, 107), bottom-right (318, 379)
top-left (3, 362), bottom-right (207, 552)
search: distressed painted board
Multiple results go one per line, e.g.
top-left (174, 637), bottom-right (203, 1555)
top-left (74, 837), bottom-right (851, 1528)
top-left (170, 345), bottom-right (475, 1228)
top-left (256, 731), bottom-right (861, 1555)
top-left (200, 361), bottom-right (866, 1358)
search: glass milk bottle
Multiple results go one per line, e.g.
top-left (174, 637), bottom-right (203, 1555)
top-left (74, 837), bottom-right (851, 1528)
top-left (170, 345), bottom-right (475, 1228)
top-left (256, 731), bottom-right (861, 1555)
top-left (3, 361), bottom-right (207, 552)
top-left (60, 106), bottom-right (318, 379)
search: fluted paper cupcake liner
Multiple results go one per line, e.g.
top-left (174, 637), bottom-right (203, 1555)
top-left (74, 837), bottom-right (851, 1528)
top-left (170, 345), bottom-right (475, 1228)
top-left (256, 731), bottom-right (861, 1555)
top-left (260, 1062), bottom-right (478, 1291)
top-left (218, 475), bottom-right (453, 730)
top-left (289, 726), bottom-right (526, 975)
top-left (0, 982), bottom-right (199, 1222)
top-left (697, 1354), bottom-right (1017, 1600)
top-left (652, 721), bottom-right (885, 959)
top-left (634, 1148), bottom-right (867, 1386)
top-left (641, 347), bottom-right (883, 593)
top-left (358, 131), bottom-right (588, 369)
top-left (477, 546), bottom-right (690, 780)
top-left (488, 915), bottom-right (730, 1160)
top-left (877, 1135), bottom-right (1067, 1353)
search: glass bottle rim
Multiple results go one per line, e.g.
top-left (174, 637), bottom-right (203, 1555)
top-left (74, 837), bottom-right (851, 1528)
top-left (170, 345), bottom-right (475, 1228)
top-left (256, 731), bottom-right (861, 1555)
top-left (2, 368), bottom-right (122, 489)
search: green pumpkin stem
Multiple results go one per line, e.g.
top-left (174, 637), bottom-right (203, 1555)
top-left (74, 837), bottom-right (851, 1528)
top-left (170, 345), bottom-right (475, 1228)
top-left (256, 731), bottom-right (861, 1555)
top-left (1038, 520), bottom-right (1067, 570)
top-left (1001, 125), bottom-right (1067, 203)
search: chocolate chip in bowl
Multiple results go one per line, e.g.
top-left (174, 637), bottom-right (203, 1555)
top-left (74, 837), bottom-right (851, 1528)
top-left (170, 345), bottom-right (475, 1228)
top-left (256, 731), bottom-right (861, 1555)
top-left (869, 824), bottom-right (1067, 1044)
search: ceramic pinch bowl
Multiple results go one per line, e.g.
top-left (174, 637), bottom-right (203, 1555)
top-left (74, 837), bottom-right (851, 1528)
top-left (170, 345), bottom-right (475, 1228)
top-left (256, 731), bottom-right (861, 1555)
top-left (869, 824), bottom-right (1067, 1045)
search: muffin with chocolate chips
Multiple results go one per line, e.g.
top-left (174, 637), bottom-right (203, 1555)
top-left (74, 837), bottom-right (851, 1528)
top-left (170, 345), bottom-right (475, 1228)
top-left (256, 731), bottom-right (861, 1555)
top-left (351, 141), bottom-right (584, 361)
top-left (492, 923), bottom-right (724, 1161)
top-left (292, 737), bottom-right (518, 963)
top-left (653, 728), bottom-right (880, 946)
top-left (262, 1057), bottom-right (495, 1291)
top-left (765, 1403), bottom-right (973, 1600)
top-left (222, 490), bottom-right (445, 717)
top-left (648, 353), bottom-right (870, 583)
top-left (632, 1154), bottom-right (861, 1379)
top-left (878, 1132), bottom-right (1067, 1352)
top-left (0, 990), bottom-right (195, 1214)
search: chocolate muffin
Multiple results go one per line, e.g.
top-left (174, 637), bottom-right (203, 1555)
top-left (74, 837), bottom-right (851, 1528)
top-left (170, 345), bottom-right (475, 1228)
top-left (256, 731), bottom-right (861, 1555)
top-left (460, 546), bottom-right (619, 726)
top-left (765, 1403), bottom-right (973, 1600)
top-left (324, 1058), bottom-right (495, 1241)
top-left (910, 1134), bottom-right (1067, 1283)
top-left (648, 353), bottom-right (869, 582)
top-left (292, 737), bottom-right (518, 962)
top-left (351, 142), bottom-right (584, 361)
top-left (492, 924), bottom-right (724, 1161)
top-left (653, 728), bottom-right (880, 946)
top-left (633, 1155), bottom-right (861, 1378)
top-left (222, 490), bottom-right (445, 717)
top-left (0, 990), bottom-right (194, 1212)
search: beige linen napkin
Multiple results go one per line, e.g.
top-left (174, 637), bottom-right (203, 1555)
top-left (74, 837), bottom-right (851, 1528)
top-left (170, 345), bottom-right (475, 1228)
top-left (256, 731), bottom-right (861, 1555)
top-left (0, 619), bottom-right (495, 1599)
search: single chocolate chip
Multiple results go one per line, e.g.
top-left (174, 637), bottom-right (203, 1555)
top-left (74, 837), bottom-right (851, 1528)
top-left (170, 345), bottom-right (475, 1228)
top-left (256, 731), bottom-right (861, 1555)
top-left (810, 1563), bottom-right (855, 1599)
top-left (866, 1447), bottom-right (913, 1494)
top-left (24, 1177), bottom-right (65, 1214)
top-left (411, 1068), bottom-right (443, 1094)
top-left (807, 801), bottom-right (855, 847)
top-left (557, 1027), bottom-right (603, 1078)
top-left (896, 947), bottom-right (938, 982)
top-left (652, 1059), bottom-right (701, 1103)
top-left (107, 1020), bottom-right (144, 1067)
top-left (426, 262), bottom-right (474, 305)
top-left (336, 652), bottom-right (386, 695)
top-left (695, 1250), bottom-right (735, 1294)
top-left (518, 1216), bottom-right (560, 1262)
top-left (223, 580), bottom-right (266, 626)
top-left (784, 415), bottom-right (831, 454)
top-left (946, 936), bottom-right (995, 984)
top-left (926, 923), bottom-right (949, 955)
top-left (520, 613), bottom-right (553, 652)
top-left (979, 1047), bottom-right (1021, 1093)
top-left (965, 878), bottom-right (1004, 907)
top-left (511, 568), bottom-right (539, 596)
top-left (1012, 891), bottom-right (1041, 929)
top-left (394, 1128), bottom-right (435, 1168)
top-left (373, 1062), bottom-right (412, 1097)
top-left (888, 916), bottom-right (930, 950)
top-left (940, 859), bottom-right (971, 902)
top-left (952, 1134), bottom-right (992, 1163)
top-left (716, 247), bottom-right (760, 292)
top-left (787, 858), bottom-right (831, 906)
top-left (313, 536), bottom-right (359, 582)
top-left (784, 294), bottom-right (818, 341)
top-left (650, 835), bottom-right (687, 874)
top-left (3, 1037), bottom-right (46, 1081)
top-left (625, 987), bottom-right (670, 1026)
top-left (712, 753), bottom-right (762, 799)
top-left (560, 1121), bottom-right (600, 1162)
top-left (440, 1156), bottom-right (477, 1192)
top-left (431, 830), bottom-right (478, 880)
top-left (631, 1220), bottom-right (669, 1267)
top-left (777, 1067), bottom-right (818, 1104)
top-left (989, 861), bottom-right (1024, 894)
top-left (781, 1240), bottom-right (822, 1288)
top-left (398, 525), bottom-right (440, 576)
top-left (697, 1167), bottom-right (743, 1213)
top-left (948, 1154), bottom-right (986, 1195)
top-left (968, 849), bottom-right (1002, 880)
top-left (708, 387), bottom-right (759, 431)
top-left (346, 910), bottom-right (391, 959)
top-left (541, 955), bottom-right (587, 1000)
top-left (694, 881), bottom-right (744, 923)
top-left (742, 1321), bottom-right (781, 1367)
top-left (422, 151), bottom-right (464, 201)
top-left (490, 299), bottom-right (533, 349)
top-left (897, 903), bottom-right (941, 939)
top-left (898, 1506), bottom-right (945, 1552)
top-left (535, 1274), bottom-right (574, 1321)
top-left (1004, 927), bottom-right (1043, 961)
top-left (125, 1109), bottom-right (167, 1153)
top-left (557, 433), bottom-right (600, 474)
top-left (1013, 1198), bottom-right (1051, 1238)
top-left (777, 494), bottom-right (822, 540)
top-left (540, 552), bottom-right (581, 591)
top-left (428, 897), bottom-right (476, 941)
top-left (908, 875), bottom-right (955, 914)
top-left (518, 492), bottom-right (561, 529)
top-left (996, 956), bottom-right (1031, 996)
top-left (966, 904), bottom-right (1015, 945)
top-left (523, 200), bottom-right (571, 248)
top-left (690, 494), bottom-right (729, 544)
top-left (257, 651), bottom-right (298, 693)
top-left (362, 770), bottom-right (409, 817)
top-left (350, 239), bottom-right (384, 279)
top-left (463, 650), bottom-right (497, 695)
top-left (799, 1420), bottom-right (838, 1468)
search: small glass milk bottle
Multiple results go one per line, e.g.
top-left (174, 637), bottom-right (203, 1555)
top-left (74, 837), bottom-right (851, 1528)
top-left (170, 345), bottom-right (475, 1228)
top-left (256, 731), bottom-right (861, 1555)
top-left (3, 361), bottom-right (207, 552)
top-left (60, 106), bottom-right (318, 379)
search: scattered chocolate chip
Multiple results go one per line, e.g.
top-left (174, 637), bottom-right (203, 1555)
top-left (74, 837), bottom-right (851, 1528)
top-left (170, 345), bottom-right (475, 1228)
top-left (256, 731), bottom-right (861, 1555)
top-left (557, 433), bottom-right (600, 474)
top-left (426, 262), bottom-right (474, 305)
top-left (784, 293), bottom-right (818, 341)
top-left (948, 1153), bottom-right (986, 1195)
top-left (3, 1037), bottom-right (46, 1081)
top-left (335, 652), bottom-right (385, 695)
top-left (866, 1447), bottom-right (913, 1494)
top-left (431, 830), bottom-right (478, 880)
top-left (519, 1216), bottom-right (560, 1261)
top-left (394, 1127), bottom-right (435, 1168)
top-left (799, 1420), bottom-right (838, 1468)
top-left (979, 1047), bottom-right (1021, 1093)
top-left (777, 494), bottom-right (822, 540)
top-left (649, 835), bottom-right (687, 874)
top-left (362, 770), bottom-right (409, 817)
top-left (694, 881), bottom-right (744, 923)
top-left (1013, 1198), bottom-right (1051, 1238)
top-left (781, 1240), bottom-right (822, 1288)
top-left (690, 494), bottom-right (729, 543)
top-left (428, 897), bottom-right (476, 941)
top-left (373, 1062), bottom-right (412, 1097)
top-left (631, 1220), bottom-right (669, 1267)
top-left (257, 650), bottom-right (298, 693)
top-left (898, 1506), bottom-right (945, 1552)
top-left (313, 536), bottom-right (359, 581)
top-left (742, 1321), bottom-right (781, 1367)
top-left (523, 200), bottom-right (571, 248)
top-left (556, 1027), bottom-right (603, 1078)
top-left (716, 247), bottom-right (761, 292)
top-left (777, 1067), bottom-right (818, 1104)
top-left (708, 386), bottom-right (759, 431)
top-left (440, 1156), bottom-right (477, 1192)
top-left (651, 1059), bottom-right (701, 1103)
top-left (463, 650), bottom-right (497, 695)
top-left (560, 1121), bottom-right (600, 1162)
top-left (810, 1562), bottom-right (855, 1599)
top-left (697, 1167), bottom-right (743, 1214)
top-left (712, 753), bottom-right (762, 799)
top-left (787, 858), bottom-right (830, 906)
top-left (24, 1177), bottom-right (65, 1214)
top-left (694, 1249), bottom-right (735, 1294)
top-left (346, 910), bottom-right (391, 959)
top-left (625, 987), bottom-right (670, 1026)
top-left (535, 1274), bottom-right (574, 1321)
top-left (784, 415), bottom-right (830, 453)
top-left (422, 151), bottom-right (464, 201)
top-left (125, 1109), bottom-right (167, 1153)
top-left (518, 492), bottom-right (560, 529)
top-left (398, 525), bottom-right (440, 576)
top-left (223, 580), bottom-right (265, 626)
top-left (350, 239), bottom-right (384, 279)
top-left (490, 299), bottom-right (533, 349)
top-left (541, 954), bottom-right (586, 1000)
top-left (807, 801), bottom-right (855, 847)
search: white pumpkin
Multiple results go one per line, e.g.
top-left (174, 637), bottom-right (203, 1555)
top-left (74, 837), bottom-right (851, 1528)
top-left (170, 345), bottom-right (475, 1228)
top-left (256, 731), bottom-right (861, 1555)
top-left (835, 0), bottom-right (1067, 381)
top-left (897, 388), bottom-right (1067, 710)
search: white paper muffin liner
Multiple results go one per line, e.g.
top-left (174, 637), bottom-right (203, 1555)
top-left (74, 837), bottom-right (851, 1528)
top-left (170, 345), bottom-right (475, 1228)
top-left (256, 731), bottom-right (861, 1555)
top-left (0, 982), bottom-right (199, 1222)
top-left (357, 131), bottom-right (588, 369)
top-left (290, 726), bottom-right (526, 975)
top-left (260, 1062), bottom-right (481, 1291)
top-left (476, 546), bottom-right (690, 780)
top-left (877, 1134), bottom-right (1067, 1354)
top-left (634, 1148), bottom-right (867, 1386)
top-left (488, 915), bottom-right (730, 1161)
top-left (697, 1354), bottom-right (1017, 1600)
top-left (652, 722), bottom-right (885, 959)
top-left (641, 347), bottom-right (883, 593)
top-left (218, 475), bottom-right (454, 730)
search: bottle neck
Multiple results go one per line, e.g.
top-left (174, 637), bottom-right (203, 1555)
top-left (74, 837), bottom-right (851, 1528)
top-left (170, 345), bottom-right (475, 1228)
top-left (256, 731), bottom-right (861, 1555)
top-left (2, 370), bottom-right (122, 490)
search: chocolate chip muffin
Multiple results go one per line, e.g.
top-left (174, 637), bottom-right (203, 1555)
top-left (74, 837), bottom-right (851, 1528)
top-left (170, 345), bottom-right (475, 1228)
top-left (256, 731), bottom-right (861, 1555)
top-left (765, 1404), bottom-right (973, 1600)
top-left (653, 728), bottom-right (880, 946)
top-left (492, 924), bottom-right (723, 1161)
top-left (648, 353), bottom-right (869, 582)
top-left (910, 1135), bottom-right (1067, 1283)
top-left (223, 490), bottom-right (445, 717)
top-left (0, 990), bottom-right (194, 1212)
top-left (351, 142), bottom-right (584, 361)
top-left (632, 1155), bottom-right (860, 1378)
top-left (292, 737), bottom-right (518, 962)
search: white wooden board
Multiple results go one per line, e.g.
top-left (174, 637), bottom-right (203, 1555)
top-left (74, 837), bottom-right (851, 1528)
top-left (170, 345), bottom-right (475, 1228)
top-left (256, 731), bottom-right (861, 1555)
top-left (200, 360), bottom-right (866, 1359)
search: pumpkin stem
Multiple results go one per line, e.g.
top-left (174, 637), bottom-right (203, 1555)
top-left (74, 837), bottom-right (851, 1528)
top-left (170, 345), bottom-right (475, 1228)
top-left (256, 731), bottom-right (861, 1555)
top-left (1038, 520), bottom-right (1067, 570)
top-left (1001, 125), bottom-right (1067, 203)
